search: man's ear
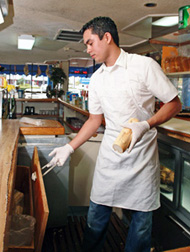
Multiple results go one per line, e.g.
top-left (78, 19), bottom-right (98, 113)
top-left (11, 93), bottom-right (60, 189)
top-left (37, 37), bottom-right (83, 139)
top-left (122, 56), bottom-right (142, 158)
top-left (104, 32), bottom-right (112, 44)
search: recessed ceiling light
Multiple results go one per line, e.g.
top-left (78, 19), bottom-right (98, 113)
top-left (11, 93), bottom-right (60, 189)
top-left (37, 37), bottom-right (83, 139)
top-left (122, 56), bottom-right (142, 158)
top-left (144, 3), bottom-right (157, 7)
top-left (152, 16), bottom-right (178, 27)
top-left (18, 35), bottom-right (35, 50)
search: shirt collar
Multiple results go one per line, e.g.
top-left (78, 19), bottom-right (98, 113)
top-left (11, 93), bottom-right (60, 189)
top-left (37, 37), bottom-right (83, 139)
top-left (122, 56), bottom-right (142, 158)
top-left (100, 49), bottom-right (128, 73)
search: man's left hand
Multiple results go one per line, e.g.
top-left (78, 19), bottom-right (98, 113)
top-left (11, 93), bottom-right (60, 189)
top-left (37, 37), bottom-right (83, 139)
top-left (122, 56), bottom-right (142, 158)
top-left (122, 121), bottom-right (150, 152)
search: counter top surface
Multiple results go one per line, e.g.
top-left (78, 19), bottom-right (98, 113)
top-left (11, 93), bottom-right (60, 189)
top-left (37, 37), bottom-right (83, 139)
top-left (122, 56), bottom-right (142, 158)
top-left (159, 118), bottom-right (190, 135)
top-left (19, 117), bottom-right (65, 135)
top-left (0, 118), bottom-right (65, 251)
top-left (58, 98), bottom-right (89, 117)
top-left (15, 98), bottom-right (58, 102)
top-left (0, 120), bottom-right (20, 251)
top-left (157, 118), bottom-right (190, 143)
top-left (0, 115), bottom-right (189, 250)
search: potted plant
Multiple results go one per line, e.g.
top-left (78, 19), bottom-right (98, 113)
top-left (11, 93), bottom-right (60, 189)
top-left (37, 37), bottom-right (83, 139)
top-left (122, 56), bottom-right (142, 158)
top-left (47, 67), bottom-right (67, 98)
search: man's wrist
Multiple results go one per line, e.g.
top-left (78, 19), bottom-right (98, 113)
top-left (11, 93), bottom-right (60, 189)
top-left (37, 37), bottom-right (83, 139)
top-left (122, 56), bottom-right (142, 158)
top-left (67, 143), bottom-right (74, 153)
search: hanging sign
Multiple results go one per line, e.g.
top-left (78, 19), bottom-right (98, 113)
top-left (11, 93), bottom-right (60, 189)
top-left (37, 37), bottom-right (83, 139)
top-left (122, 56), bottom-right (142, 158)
top-left (179, 5), bottom-right (190, 29)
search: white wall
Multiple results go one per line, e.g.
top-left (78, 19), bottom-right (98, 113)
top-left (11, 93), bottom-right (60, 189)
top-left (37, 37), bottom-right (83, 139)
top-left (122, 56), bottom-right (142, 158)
top-left (68, 133), bottom-right (103, 206)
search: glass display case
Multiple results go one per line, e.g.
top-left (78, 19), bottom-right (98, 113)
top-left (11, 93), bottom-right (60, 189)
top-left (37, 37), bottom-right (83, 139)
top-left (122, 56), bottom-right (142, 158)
top-left (158, 133), bottom-right (190, 230)
top-left (180, 153), bottom-right (190, 217)
top-left (159, 145), bottom-right (177, 204)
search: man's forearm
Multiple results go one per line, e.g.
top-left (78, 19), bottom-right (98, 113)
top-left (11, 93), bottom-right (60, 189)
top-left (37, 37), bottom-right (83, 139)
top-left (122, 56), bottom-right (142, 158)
top-left (147, 96), bottom-right (182, 129)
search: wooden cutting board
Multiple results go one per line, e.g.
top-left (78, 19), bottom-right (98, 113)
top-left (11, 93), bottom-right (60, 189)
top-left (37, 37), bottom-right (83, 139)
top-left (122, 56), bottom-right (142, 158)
top-left (19, 118), bottom-right (65, 135)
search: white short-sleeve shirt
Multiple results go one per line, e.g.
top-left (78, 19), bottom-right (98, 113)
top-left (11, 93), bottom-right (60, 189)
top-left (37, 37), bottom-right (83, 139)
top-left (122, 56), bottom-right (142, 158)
top-left (88, 49), bottom-right (178, 211)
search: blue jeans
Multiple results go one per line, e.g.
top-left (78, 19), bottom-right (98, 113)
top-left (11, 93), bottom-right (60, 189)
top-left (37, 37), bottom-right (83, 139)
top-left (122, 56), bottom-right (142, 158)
top-left (82, 200), bottom-right (152, 252)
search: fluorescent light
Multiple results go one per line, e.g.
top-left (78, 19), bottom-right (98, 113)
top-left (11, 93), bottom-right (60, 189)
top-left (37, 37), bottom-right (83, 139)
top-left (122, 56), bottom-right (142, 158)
top-left (18, 35), bottom-right (35, 50)
top-left (0, 9), bottom-right (4, 24)
top-left (1, 0), bottom-right (9, 16)
top-left (152, 16), bottom-right (178, 27)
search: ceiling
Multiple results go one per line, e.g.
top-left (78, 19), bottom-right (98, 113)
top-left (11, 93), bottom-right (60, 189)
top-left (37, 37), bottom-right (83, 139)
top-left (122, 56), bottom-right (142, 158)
top-left (0, 0), bottom-right (190, 67)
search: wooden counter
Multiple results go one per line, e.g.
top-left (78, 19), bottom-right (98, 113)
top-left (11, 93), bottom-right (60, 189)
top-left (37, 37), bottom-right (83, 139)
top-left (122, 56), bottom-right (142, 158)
top-left (157, 118), bottom-right (190, 143)
top-left (58, 99), bottom-right (190, 141)
top-left (58, 100), bottom-right (190, 140)
top-left (164, 246), bottom-right (190, 251)
top-left (58, 98), bottom-right (90, 117)
top-left (19, 118), bottom-right (65, 135)
top-left (0, 118), bottom-right (65, 252)
top-left (0, 120), bottom-right (20, 252)
top-left (0, 113), bottom-right (189, 251)
top-left (58, 98), bottom-right (105, 126)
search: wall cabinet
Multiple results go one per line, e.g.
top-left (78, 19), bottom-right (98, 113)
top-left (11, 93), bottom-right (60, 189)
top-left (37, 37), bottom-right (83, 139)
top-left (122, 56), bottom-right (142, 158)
top-left (0, 120), bottom-right (68, 252)
top-left (8, 147), bottom-right (49, 252)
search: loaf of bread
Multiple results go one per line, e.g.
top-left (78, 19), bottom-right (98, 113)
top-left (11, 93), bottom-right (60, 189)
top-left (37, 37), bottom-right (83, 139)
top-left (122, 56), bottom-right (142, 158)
top-left (113, 118), bottom-right (139, 153)
top-left (160, 165), bottom-right (174, 185)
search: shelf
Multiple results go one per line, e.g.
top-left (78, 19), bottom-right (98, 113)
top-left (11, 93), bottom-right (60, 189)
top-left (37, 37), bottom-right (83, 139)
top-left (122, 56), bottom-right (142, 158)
top-left (64, 121), bottom-right (81, 133)
top-left (16, 98), bottom-right (58, 103)
top-left (15, 98), bottom-right (60, 120)
top-left (150, 29), bottom-right (190, 46)
top-left (166, 72), bottom-right (190, 77)
top-left (58, 99), bottom-right (89, 117)
top-left (59, 99), bottom-right (105, 126)
top-left (17, 114), bottom-right (59, 118)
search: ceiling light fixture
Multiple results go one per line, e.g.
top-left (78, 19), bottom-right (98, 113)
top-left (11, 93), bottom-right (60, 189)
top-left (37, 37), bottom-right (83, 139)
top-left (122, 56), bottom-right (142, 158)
top-left (152, 16), bottom-right (178, 27)
top-left (18, 35), bottom-right (35, 50)
top-left (0, 0), bottom-right (9, 16)
top-left (0, 9), bottom-right (4, 24)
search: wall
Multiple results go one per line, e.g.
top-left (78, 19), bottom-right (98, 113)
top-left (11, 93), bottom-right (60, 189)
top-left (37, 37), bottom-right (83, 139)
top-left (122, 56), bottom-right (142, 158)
top-left (68, 133), bottom-right (103, 206)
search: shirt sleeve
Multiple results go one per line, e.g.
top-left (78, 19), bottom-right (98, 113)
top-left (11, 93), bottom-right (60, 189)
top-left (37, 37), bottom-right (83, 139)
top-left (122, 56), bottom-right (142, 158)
top-left (145, 58), bottom-right (178, 103)
top-left (88, 73), bottom-right (103, 115)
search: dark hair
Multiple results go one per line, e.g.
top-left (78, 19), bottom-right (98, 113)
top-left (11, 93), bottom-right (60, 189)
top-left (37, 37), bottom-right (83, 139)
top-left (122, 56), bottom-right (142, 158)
top-left (81, 16), bottom-right (119, 47)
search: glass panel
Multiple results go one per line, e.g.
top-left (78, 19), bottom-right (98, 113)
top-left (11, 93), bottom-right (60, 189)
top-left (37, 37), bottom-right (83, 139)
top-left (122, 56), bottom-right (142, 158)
top-left (181, 159), bottom-right (190, 212)
top-left (159, 148), bottom-right (175, 202)
top-left (5, 73), bottom-right (48, 99)
top-left (169, 77), bottom-right (190, 112)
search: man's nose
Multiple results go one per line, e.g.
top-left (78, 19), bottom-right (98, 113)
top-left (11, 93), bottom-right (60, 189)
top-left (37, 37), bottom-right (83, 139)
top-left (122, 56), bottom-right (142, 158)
top-left (86, 46), bottom-right (91, 54)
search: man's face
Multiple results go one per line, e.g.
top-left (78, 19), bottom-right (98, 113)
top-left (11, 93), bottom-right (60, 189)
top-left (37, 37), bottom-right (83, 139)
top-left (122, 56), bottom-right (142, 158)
top-left (83, 29), bottom-right (108, 64)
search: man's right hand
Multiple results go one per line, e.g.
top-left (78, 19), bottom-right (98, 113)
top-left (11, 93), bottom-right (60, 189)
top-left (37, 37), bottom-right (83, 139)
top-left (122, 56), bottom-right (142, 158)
top-left (47, 143), bottom-right (74, 167)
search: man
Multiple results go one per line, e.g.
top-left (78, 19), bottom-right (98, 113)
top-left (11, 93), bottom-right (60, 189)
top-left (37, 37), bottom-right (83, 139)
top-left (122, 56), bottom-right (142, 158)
top-left (48, 17), bottom-right (181, 252)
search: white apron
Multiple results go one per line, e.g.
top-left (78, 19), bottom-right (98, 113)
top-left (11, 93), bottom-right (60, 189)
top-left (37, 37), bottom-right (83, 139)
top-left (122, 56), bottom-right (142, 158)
top-left (90, 67), bottom-right (160, 211)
